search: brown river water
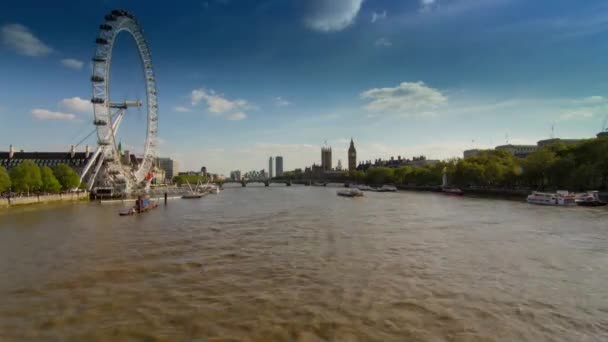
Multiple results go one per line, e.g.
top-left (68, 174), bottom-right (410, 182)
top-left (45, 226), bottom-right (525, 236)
top-left (1, 186), bottom-right (607, 341)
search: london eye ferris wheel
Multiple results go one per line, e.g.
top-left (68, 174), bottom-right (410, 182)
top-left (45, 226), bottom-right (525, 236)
top-left (89, 9), bottom-right (159, 193)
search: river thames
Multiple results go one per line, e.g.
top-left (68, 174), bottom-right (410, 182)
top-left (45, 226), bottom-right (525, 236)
top-left (0, 186), bottom-right (607, 341)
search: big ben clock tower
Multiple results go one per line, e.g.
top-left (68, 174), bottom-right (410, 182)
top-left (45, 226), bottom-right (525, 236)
top-left (348, 138), bottom-right (357, 171)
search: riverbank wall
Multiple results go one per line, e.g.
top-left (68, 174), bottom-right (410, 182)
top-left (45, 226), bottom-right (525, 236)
top-left (396, 185), bottom-right (530, 199)
top-left (0, 192), bottom-right (89, 208)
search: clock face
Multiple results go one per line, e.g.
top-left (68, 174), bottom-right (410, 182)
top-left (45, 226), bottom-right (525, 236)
top-left (350, 152), bottom-right (355, 157)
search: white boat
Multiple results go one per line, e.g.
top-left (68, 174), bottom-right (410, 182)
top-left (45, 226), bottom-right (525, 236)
top-left (441, 187), bottom-right (464, 196)
top-left (337, 189), bottom-right (364, 197)
top-left (357, 185), bottom-right (373, 191)
top-left (209, 185), bottom-right (220, 194)
top-left (377, 185), bottom-right (397, 192)
top-left (527, 191), bottom-right (576, 206)
top-left (575, 191), bottom-right (607, 207)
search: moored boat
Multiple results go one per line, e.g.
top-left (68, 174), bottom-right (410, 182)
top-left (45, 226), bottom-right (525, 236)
top-left (441, 168), bottom-right (463, 196)
top-left (441, 187), bottom-right (464, 196)
top-left (378, 185), bottom-right (397, 192)
top-left (119, 196), bottom-right (158, 216)
top-left (575, 191), bottom-right (607, 207)
top-left (182, 193), bottom-right (203, 199)
top-left (337, 189), bottom-right (364, 197)
top-left (527, 191), bottom-right (576, 206)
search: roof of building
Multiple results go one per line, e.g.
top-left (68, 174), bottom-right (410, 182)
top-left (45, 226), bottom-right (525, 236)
top-left (537, 138), bottom-right (584, 146)
top-left (0, 151), bottom-right (92, 160)
top-left (0, 151), bottom-right (97, 172)
top-left (495, 144), bottom-right (537, 149)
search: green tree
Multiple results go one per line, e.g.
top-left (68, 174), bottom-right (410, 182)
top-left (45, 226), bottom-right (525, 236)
top-left (393, 166), bottom-right (413, 185)
top-left (571, 164), bottom-right (599, 191)
top-left (452, 160), bottom-right (484, 186)
top-left (53, 164), bottom-right (81, 190)
top-left (522, 148), bottom-right (556, 189)
top-left (548, 155), bottom-right (576, 189)
top-left (365, 167), bottom-right (395, 185)
top-left (348, 170), bottom-right (366, 183)
top-left (0, 166), bottom-right (11, 193)
top-left (172, 174), bottom-right (208, 186)
top-left (40, 166), bottom-right (61, 193)
top-left (9, 161), bottom-right (42, 194)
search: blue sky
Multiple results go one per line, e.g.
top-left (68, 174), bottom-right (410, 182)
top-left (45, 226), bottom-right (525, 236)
top-left (1, 0), bottom-right (608, 175)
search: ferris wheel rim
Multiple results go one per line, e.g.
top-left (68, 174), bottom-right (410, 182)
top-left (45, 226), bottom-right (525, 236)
top-left (91, 10), bottom-right (158, 190)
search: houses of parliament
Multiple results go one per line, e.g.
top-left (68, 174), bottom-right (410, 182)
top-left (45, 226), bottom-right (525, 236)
top-left (318, 139), bottom-right (357, 173)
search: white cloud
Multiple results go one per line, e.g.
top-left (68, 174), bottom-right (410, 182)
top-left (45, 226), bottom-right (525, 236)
top-left (273, 97), bottom-right (291, 107)
top-left (174, 106), bottom-right (191, 112)
top-left (580, 96), bottom-right (606, 104)
top-left (304, 0), bottom-right (363, 32)
top-left (558, 96), bottom-right (608, 121)
top-left (420, 0), bottom-right (438, 12)
top-left (560, 110), bottom-right (594, 121)
top-left (190, 88), bottom-right (251, 112)
top-left (374, 37), bottom-right (392, 47)
top-left (60, 58), bottom-right (84, 70)
top-left (59, 97), bottom-right (91, 113)
top-left (371, 10), bottom-right (387, 23)
top-left (1, 23), bottom-right (52, 57)
top-left (330, 138), bottom-right (351, 145)
top-left (190, 88), bottom-right (252, 120)
top-left (227, 112), bottom-right (247, 121)
top-left (32, 109), bottom-right (75, 121)
top-left (360, 81), bottom-right (447, 117)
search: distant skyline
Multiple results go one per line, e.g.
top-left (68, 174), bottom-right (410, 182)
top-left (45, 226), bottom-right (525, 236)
top-left (2, 0), bottom-right (608, 175)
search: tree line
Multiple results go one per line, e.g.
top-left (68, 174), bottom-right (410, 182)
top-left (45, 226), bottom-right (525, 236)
top-left (449, 137), bottom-right (608, 191)
top-left (0, 161), bottom-right (81, 195)
top-left (279, 137), bottom-right (608, 191)
top-left (172, 174), bottom-right (210, 186)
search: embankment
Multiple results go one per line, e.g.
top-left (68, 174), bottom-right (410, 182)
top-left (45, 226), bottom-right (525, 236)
top-left (0, 192), bottom-right (89, 208)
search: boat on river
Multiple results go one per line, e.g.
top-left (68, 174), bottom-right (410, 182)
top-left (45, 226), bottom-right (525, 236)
top-left (119, 196), bottom-right (158, 216)
top-left (527, 191), bottom-right (576, 206)
top-left (441, 187), bottom-right (464, 196)
top-left (575, 191), bottom-right (607, 207)
top-left (375, 185), bottom-right (397, 192)
top-left (182, 193), bottom-right (203, 199)
top-left (337, 189), bottom-right (364, 197)
top-left (441, 168), bottom-right (463, 196)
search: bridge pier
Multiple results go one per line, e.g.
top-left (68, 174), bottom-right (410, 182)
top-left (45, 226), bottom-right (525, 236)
top-left (286, 180), bottom-right (291, 186)
top-left (264, 180), bottom-right (270, 187)
top-left (241, 180), bottom-right (246, 187)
